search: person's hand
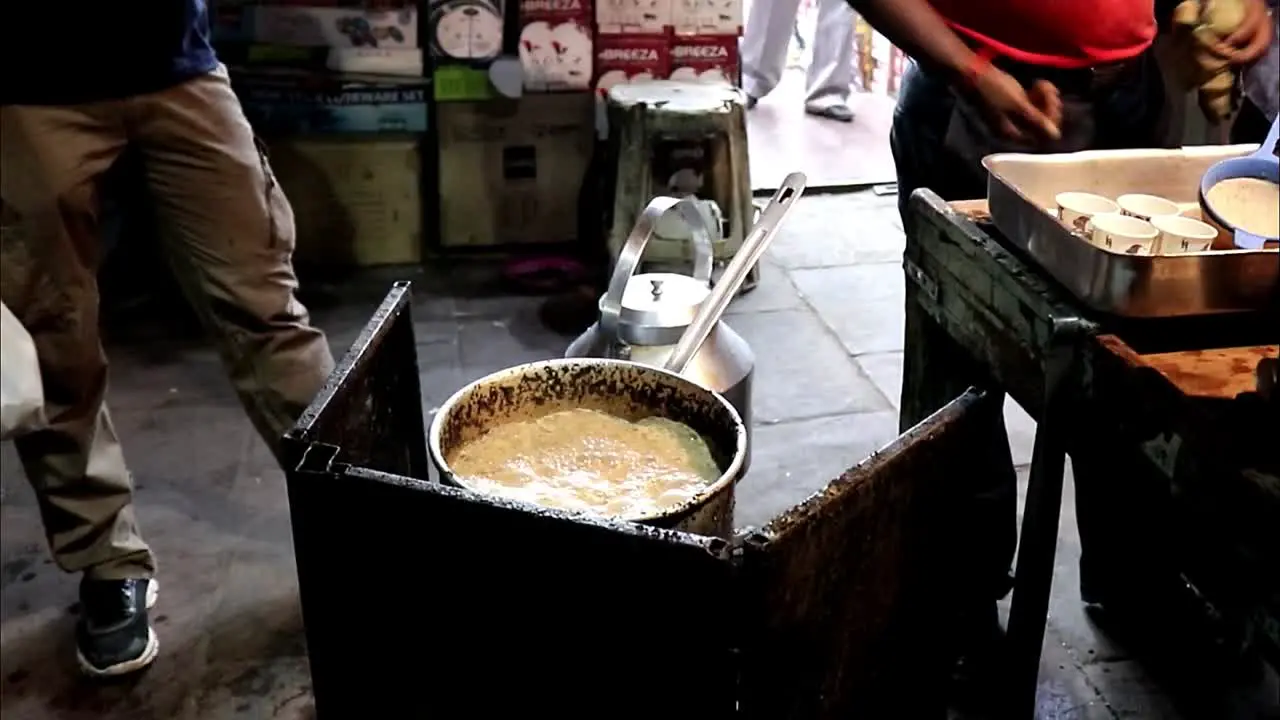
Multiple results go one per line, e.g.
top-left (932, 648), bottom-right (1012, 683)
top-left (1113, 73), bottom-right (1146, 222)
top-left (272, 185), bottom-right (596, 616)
top-left (969, 64), bottom-right (1063, 143)
top-left (1027, 79), bottom-right (1064, 134)
top-left (1205, 0), bottom-right (1275, 65)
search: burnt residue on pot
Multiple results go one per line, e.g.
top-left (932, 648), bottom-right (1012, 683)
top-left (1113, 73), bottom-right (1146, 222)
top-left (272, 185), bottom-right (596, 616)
top-left (437, 360), bottom-right (741, 475)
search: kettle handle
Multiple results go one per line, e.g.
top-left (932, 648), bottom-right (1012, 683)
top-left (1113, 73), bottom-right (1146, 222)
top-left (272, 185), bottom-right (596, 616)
top-left (598, 196), bottom-right (715, 347)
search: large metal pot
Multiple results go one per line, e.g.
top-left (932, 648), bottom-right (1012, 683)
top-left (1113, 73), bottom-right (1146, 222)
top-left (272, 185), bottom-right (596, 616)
top-left (427, 358), bottom-right (747, 537)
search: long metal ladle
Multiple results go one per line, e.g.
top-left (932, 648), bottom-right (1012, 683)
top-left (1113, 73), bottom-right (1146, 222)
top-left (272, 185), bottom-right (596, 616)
top-left (663, 172), bottom-right (808, 374)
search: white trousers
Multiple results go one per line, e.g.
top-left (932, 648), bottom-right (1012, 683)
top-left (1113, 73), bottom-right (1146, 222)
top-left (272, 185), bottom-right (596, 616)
top-left (740, 0), bottom-right (856, 109)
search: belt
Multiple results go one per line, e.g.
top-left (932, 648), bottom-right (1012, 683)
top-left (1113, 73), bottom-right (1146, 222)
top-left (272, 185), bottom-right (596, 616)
top-left (995, 54), bottom-right (1147, 96)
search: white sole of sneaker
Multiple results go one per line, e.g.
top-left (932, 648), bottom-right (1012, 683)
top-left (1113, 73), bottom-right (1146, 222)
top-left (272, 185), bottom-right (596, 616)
top-left (76, 627), bottom-right (159, 678)
top-left (76, 579), bottom-right (161, 678)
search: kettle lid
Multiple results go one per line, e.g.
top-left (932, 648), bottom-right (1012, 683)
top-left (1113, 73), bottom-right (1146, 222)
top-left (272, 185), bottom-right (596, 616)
top-left (613, 272), bottom-right (710, 331)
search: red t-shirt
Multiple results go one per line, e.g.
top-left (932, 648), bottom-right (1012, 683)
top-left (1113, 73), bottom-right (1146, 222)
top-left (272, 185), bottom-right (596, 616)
top-left (929, 0), bottom-right (1158, 68)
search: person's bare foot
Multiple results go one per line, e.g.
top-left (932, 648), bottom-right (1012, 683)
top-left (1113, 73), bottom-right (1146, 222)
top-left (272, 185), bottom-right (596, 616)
top-left (805, 103), bottom-right (854, 122)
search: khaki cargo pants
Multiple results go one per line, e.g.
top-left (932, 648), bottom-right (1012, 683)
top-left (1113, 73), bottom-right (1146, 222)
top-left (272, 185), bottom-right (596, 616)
top-left (0, 66), bottom-right (336, 581)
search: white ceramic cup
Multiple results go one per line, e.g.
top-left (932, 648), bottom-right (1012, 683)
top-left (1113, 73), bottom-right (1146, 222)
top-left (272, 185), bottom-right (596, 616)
top-left (1055, 192), bottom-right (1121, 233)
top-left (1151, 214), bottom-right (1219, 254)
top-left (1087, 212), bottom-right (1160, 255)
top-left (1116, 193), bottom-right (1181, 222)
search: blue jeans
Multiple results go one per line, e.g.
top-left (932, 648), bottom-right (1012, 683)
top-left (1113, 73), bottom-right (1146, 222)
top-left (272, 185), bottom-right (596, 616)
top-left (890, 54), bottom-right (1169, 220)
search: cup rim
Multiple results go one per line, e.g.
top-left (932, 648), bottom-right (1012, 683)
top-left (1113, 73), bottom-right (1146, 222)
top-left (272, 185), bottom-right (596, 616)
top-left (1056, 191), bottom-right (1119, 214)
top-left (1116, 193), bottom-right (1181, 216)
top-left (1090, 212), bottom-right (1159, 238)
top-left (1150, 214), bottom-right (1218, 239)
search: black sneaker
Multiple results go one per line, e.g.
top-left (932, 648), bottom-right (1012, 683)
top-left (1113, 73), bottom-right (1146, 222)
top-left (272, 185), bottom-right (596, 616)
top-left (76, 577), bottom-right (159, 677)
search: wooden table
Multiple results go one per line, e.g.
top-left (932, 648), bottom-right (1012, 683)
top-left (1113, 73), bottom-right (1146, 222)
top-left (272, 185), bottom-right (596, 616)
top-left (901, 190), bottom-right (1280, 718)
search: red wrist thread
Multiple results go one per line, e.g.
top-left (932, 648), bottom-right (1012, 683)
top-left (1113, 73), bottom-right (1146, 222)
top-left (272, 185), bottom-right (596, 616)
top-left (961, 47), bottom-right (999, 90)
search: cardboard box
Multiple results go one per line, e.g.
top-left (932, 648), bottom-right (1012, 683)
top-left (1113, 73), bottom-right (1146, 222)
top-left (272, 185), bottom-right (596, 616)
top-left (519, 0), bottom-right (594, 92)
top-left (433, 66), bottom-right (499, 101)
top-left (214, 6), bottom-right (419, 49)
top-left (596, 0), bottom-right (671, 35)
top-left (667, 35), bottom-right (738, 84)
top-left (427, 0), bottom-right (505, 61)
top-left (437, 94), bottom-right (595, 248)
top-left (268, 136), bottom-right (424, 266)
top-left (233, 68), bottom-right (430, 134)
top-left (217, 43), bottom-right (424, 77)
top-left (594, 35), bottom-right (669, 93)
top-left (672, 0), bottom-right (742, 36)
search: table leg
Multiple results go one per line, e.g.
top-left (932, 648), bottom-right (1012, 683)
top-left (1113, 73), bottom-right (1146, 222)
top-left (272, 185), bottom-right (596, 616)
top-left (1002, 320), bottom-right (1088, 719)
top-left (1004, 418), bottom-right (1068, 719)
top-left (902, 285), bottom-right (1019, 670)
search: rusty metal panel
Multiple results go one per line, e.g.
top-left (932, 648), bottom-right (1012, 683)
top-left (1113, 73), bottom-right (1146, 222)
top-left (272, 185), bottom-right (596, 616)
top-left (736, 389), bottom-right (1001, 719)
top-left (288, 458), bottom-right (737, 719)
top-left (282, 281), bottom-right (429, 479)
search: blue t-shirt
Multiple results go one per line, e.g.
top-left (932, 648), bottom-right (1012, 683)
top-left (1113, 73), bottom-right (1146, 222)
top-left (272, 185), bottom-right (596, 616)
top-left (1, 0), bottom-right (219, 105)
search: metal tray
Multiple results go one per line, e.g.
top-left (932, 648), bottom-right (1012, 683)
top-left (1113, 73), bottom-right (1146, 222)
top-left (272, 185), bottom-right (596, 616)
top-left (984, 145), bottom-right (1279, 317)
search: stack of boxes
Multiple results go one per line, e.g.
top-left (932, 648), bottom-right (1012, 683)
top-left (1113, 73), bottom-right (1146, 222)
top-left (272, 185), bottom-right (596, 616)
top-left (211, 0), bottom-right (432, 267)
top-left (432, 0), bottom-right (745, 251)
top-left (209, 0), bottom-right (748, 263)
top-left (432, 0), bottom-right (598, 250)
top-left (593, 0), bottom-right (742, 94)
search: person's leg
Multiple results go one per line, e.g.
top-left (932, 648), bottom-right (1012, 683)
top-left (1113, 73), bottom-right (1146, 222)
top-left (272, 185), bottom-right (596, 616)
top-left (803, 0), bottom-right (856, 120)
top-left (740, 0), bottom-right (805, 103)
top-left (1073, 50), bottom-right (1177, 610)
top-left (891, 59), bottom-right (1018, 693)
top-left (0, 104), bottom-right (160, 676)
top-left (128, 66), bottom-right (334, 458)
top-left (890, 61), bottom-right (989, 220)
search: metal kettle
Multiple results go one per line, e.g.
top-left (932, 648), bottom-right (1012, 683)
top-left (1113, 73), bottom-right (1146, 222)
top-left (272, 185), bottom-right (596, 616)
top-left (568, 195), bottom-right (754, 428)
top-left (567, 173), bottom-right (808, 443)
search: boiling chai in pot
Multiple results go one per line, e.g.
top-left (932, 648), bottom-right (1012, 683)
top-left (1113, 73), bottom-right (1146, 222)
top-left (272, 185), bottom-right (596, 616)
top-left (447, 409), bottom-right (720, 519)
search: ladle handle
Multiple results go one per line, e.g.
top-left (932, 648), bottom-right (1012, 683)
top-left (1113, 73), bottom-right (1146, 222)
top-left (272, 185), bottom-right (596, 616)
top-left (598, 196), bottom-right (716, 348)
top-left (664, 172), bottom-right (808, 374)
top-left (1255, 117), bottom-right (1279, 160)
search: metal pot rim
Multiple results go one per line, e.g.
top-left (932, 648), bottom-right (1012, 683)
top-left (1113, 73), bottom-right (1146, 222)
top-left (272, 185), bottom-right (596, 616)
top-left (427, 357), bottom-right (748, 524)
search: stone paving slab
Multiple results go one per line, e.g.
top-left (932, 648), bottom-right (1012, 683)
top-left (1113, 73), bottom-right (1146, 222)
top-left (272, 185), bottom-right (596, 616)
top-left (734, 410), bottom-right (900, 529)
top-left (792, 262), bottom-right (907, 356)
top-left (727, 308), bottom-right (894, 422)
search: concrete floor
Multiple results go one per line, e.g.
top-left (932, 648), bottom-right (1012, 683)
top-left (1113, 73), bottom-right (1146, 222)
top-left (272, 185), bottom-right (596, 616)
top-left (2, 191), bottom-right (1277, 719)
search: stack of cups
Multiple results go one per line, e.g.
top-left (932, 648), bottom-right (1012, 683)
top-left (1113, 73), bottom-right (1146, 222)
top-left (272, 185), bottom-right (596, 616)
top-left (1054, 192), bottom-right (1219, 255)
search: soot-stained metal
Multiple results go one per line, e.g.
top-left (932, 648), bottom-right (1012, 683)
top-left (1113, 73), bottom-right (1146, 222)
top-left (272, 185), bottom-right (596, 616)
top-left (284, 282), bottom-right (973, 719)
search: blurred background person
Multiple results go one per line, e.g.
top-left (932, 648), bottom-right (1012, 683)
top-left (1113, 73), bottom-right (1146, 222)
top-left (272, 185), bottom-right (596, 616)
top-left (741, 0), bottom-right (859, 122)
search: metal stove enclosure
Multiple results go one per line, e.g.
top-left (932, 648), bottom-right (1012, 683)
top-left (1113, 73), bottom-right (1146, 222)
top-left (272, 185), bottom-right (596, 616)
top-left (284, 283), bottom-right (986, 719)
top-left (283, 283), bottom-right (738, 718)
top-left (735, 390), bottom-right (994, 719)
